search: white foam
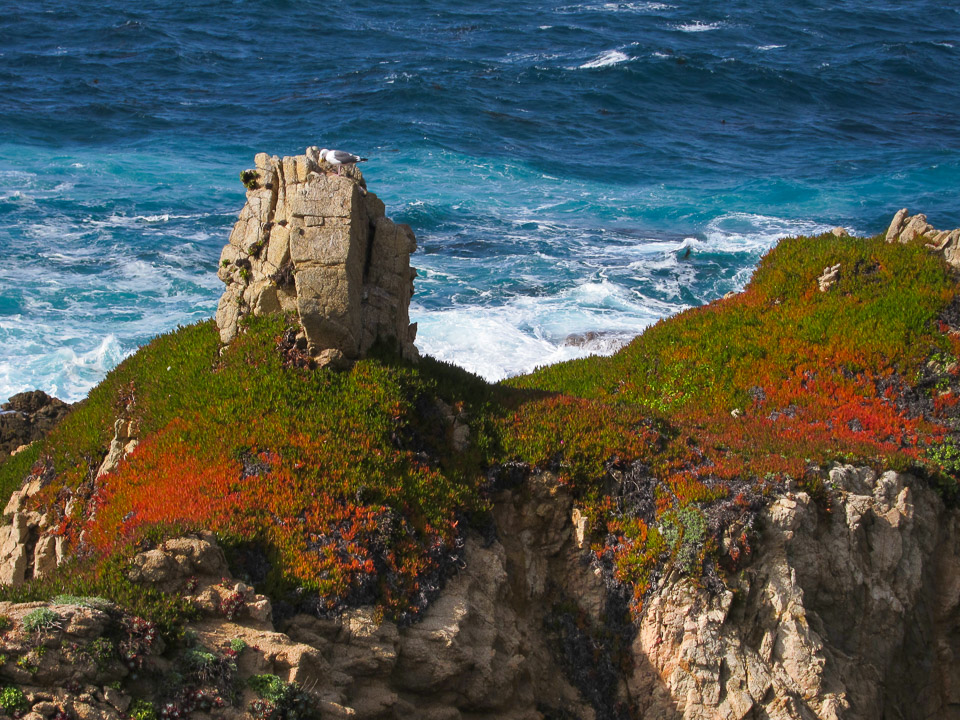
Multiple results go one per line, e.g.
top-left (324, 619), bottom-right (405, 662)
top-left (703, 212), bottom-right (833, 255)
top-left (561, 1), bottom-right (673, 12)
top-left (676, 21), bottom-right (723, 32)
top-left (409, 205), bottom-right (798, 377)
top-left (757, 44), bottom-right (785, 51)
top-left (86, 213), bottom-right (198, 228)
top-left (411, 276), bottom-right (676, 382)
top-left (579, 50), bottom-right (630, 68)
top-left (0, 334), bottom-right (132, 404)
top-left (413, 304), bottom-right (637, 382)
top-left (601, 1), bottom-right (673, 9)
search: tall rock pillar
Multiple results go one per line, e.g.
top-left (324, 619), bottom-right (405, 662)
top-left (215, 148), bottom-right (419, 366)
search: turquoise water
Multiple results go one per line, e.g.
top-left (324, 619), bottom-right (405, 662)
top-left (2, 1), bottom-right (959, 400)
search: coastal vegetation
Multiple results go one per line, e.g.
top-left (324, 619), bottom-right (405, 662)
top-left (1, 230), bottom-right (959, 626)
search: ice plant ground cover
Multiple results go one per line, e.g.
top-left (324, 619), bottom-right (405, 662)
top-left (1, 231), bottom-right (959, 624)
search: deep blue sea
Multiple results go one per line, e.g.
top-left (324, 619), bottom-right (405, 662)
top-left (2, 1), bottom-right (960, 401)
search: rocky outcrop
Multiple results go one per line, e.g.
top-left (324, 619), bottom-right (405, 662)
top-left (274, 474), bottom-right (602, 720)
top-left (0, 390), bottom-right (71, 461)
top-left (628, 465), bottom-right (960, 719)
top-left (2, 467), bottom-right (959, 718)
top-left (215, 149), bottom-right (419, 367)
top-left (96, 416), bottom-right (138, 479)
top-left (0, 481), bottom-right (597, 720)
top-left (0, 412), bottom-right (137, 587)
top-left (0, 477), bottom-right (66, 585)
top-left (885, 208), bottom-right (960, 266)
top-left (817, 263), bottom-right (841, 292)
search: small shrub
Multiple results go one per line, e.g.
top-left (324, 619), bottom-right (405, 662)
top-left (239, 169), bottom-right (260, 190)
top-left (22, 607), bottom-right (60, 633)
top-left (15, 654), bottom-right (38, 674)
top-left (182, 646), bottom-right (237, 689)
top-left (87, 637), bottom-right (116, 670)
top-left (248, 674), bottom-right (288, 703)
top-left (659, 507), bottom-right (708, 574)
top-left (228, 638), bottom-right (247, 654)
top-left (247, 674), bottom-right (315, 719)
top-left (51, 594), bottom-right (112, 610)
top-left (0, 686), bottom-right (28, 715)
top-left (218, 590), bottom-right (246, 620)
top-left (129, 699), bottom-right (158, 720)
top-left (927, 439), bottom-right (960, 477)
top-left (0, 616), bottom-right (10, 633)
top-left (119, 616), bottom-right (159, 670)
top-left (183, 647), bottom-right (216, 673)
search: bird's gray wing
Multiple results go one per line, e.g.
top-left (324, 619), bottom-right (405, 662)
top-left (330, 150), bottom-right (361, 163)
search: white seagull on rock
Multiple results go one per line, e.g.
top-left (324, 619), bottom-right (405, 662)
top-left (319, 148), bottom-right (368, 175)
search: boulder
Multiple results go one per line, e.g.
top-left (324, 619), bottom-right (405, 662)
top-left (0, 390), bottom-right (71, 461)
top-left (817, 263), bottom-right (841, 292)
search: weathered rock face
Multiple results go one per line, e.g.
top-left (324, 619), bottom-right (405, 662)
top-left (628, 466), bottom-right (960, 720)
top-left (885, 208), bottom-right (960, 266)
top-left (3, 467), bottom-right (960, 718)
top-left (275, 474), bottom-right (603, 720)
top-left (0, 476), bottom-right (67, 585)
top-left (215, 148), bottom-right (419, 366)
top-left (0, 390), bottom-right (71, 460)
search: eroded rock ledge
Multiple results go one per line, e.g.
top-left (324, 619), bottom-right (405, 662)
top-left (215, 148), bottom-right (419, 367)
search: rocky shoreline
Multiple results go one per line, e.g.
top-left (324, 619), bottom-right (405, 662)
top-left (2, 152), bottom-right (960, 719)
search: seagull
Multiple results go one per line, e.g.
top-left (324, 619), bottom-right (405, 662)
top-left (319, 148), bottom-right (368, 175)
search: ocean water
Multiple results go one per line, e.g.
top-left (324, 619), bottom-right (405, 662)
top-left (2, 1), bottom-right (959, 401)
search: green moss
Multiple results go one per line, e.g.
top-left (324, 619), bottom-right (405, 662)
top-left (129, 699), bottom-right (158, 720)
